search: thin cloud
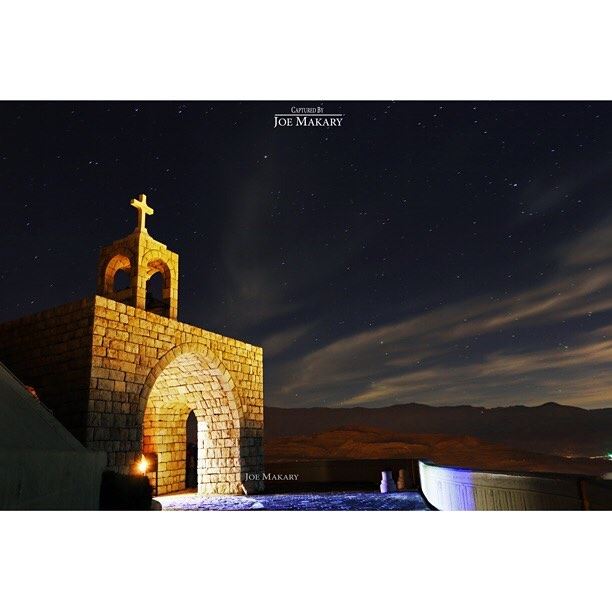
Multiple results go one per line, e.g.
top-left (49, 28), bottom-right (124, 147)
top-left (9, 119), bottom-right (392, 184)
top-left (561, 215), bottom-right (612, 267)
top-left (270, 214), bottom-right (612, 408)
top-left (261, 323), bottom-right (314, 359)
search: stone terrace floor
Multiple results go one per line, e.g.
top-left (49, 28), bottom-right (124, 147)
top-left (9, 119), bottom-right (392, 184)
top-left (155, 490), bottom-right (430, 511)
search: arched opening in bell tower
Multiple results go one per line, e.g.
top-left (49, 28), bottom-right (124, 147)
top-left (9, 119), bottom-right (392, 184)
top-left (113, 268), bottom-right (131, 292)
top-left (101, 253), bottom-right (133, 306)
top-left (146, 272), bottom-right (165, 314)
top-left (145, 259), bottom-right (171, 317)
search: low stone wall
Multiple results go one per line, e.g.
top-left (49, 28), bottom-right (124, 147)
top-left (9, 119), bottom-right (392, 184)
top-left (263, 459), bottom-right (420, 492)
top-left (418, 461), bottom-right (609, 510)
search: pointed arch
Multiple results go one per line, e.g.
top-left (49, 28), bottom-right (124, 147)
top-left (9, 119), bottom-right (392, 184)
top-left (139, 342), bottom-right (245, 495)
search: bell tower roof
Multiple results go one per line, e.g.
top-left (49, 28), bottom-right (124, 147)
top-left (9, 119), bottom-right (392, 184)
top-left (96, 194), bottom-right (179, 319)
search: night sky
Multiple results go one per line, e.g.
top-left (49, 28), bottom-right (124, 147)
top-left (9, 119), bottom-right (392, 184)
top-left (2, 101), bottom-right (612, 409)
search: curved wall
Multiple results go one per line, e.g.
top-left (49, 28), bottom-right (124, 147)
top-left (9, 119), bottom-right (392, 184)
top-left (419, 461), bottom-right (584, 510)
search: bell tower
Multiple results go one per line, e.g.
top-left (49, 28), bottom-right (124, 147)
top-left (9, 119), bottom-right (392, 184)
top-left (97, 194), bottom-right (179, 319)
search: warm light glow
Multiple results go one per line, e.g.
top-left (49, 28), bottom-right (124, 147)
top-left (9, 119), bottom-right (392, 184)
top-left (137, 454), bottom-right (149, 475)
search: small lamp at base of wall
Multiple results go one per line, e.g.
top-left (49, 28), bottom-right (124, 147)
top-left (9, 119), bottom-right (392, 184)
top-left (136, 452), bottom-right (159, 496)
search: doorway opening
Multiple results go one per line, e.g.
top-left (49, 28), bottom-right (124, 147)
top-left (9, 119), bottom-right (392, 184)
top-left (186, 410), bottom-right (198, 489)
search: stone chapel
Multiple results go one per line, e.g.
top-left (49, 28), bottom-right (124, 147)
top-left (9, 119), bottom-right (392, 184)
top-left (0, 195), bottom-right (264, 495)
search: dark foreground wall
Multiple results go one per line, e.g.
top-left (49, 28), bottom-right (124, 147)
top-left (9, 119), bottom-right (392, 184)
top-left (0, 449), bottom-right (106, 510)
top-left (0, 359), bottom-right (107, 510)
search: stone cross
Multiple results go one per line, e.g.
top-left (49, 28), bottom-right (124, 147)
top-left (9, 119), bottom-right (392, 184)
top-left (130, 194), bottom-right (154, 233)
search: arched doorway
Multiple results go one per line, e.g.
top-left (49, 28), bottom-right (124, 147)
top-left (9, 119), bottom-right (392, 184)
top-left (141, 346), bottom-right (244, 495)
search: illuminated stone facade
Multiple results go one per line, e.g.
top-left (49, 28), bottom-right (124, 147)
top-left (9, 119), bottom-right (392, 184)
top-left (0, 195), bottom-right (264, 495)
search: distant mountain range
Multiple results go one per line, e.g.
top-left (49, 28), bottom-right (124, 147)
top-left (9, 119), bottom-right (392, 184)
top-left (265, 402), bottom-right (612, 458)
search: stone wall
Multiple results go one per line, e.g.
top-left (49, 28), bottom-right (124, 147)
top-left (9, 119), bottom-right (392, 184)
top-left (0, 299), bottom-right (94, 443)
top-left (0, 295), bottom-right (264, 495)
